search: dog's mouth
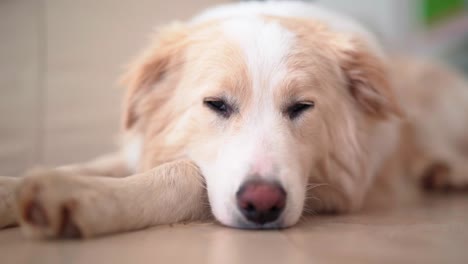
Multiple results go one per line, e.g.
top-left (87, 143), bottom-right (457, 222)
top-left (213, 211), bottom-right (286, 230)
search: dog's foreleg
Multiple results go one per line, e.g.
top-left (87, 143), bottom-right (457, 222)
top-left (15, 159), bottom-right (209, 239)
top-left (0, 152), bottom-right (131, 229)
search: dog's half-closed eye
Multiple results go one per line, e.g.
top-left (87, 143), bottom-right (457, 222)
top-left (285, 101), bottom-right (315, 120)
top-left (203, 97), bottom-right (234, 118)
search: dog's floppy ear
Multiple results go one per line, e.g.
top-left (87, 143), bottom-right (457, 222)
top-left (338, 38), bottom-right (402, 119)
top-left (120, 23), bottom-right (189, 129)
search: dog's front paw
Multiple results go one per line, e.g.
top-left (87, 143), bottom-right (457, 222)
top-left (422, 163), bottom-right (468, 192)
top-left (16, 169), bottom-right (98, 239)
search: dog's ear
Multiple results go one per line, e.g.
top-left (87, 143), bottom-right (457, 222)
top-left (338, 38), bottom-right (402, 119)
top-left (120, 23), bottom-right (189, 129)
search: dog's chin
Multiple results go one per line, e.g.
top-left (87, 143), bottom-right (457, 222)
top-left (217, 217), bottom-right (283, 230)
top-left (210, 199), bottom-right (304, 230)
top-left (215, 212), bottom-right (299, 230)
top-left (235, 219), bottom-right (285, 230)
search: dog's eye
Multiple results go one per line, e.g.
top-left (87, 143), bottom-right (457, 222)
top-left (286, 101), bottom-right (315, 119)
top-left (203, 98), bottom-right (232, 118)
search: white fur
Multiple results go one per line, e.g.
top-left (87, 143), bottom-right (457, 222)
top-left (123, 134), bottom-right (142, 173)
top-left (192, 17), bottom-right (307, 227)
top-left (188, 0), bottom-right (388, 228)
top-left (126, 1), bottom-right (418, 228)
top-left (128, 1), bottom-right (386, 228)
top-left (221, 17), bottom-right (294, 96)
top-left (125, 2), bottom-right (464, 228)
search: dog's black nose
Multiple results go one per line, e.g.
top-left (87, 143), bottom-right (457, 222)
top-left (236, 180), bottom-right (286, 225)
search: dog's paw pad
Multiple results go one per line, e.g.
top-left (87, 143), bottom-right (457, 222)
top-left (23, 199), bottom-right (49, 227)
top-left (17, 176), bottom-right (85, 239)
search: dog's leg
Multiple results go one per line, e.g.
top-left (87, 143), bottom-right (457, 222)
top-left (417, 133), bottom-right (468, 191)
top-left (0, 152), bottom-right (131, 229)
top-left (421, 159), bottom-right (468, 191)
top-left (415, 135), bottom-right (468, 191)
top-left (15, 159), bottom-right (209, 239)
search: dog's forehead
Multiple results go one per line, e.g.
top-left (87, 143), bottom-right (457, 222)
top-left (220, 17), bottom-right (295, 95)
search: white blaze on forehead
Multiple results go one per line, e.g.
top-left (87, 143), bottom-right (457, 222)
top-left (217, 17), bottom-right (296, 180)
top-left (221, 17), bottom-right (295, 96)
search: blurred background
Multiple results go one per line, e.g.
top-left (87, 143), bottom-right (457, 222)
top-left (0, 0), bottom-right (467, 176)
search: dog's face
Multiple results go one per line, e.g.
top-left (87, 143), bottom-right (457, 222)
top-left (123, 17), bottom-right (399, 229)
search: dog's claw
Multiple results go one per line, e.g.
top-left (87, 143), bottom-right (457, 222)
top-left (59, 205), bottom-right (82, 239)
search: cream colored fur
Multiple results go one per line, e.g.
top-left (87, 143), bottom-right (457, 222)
top-left (0, 1), bottom-right (467, 238)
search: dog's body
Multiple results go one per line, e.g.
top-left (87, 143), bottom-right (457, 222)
top-left (1, 1), bottom-right (467, 238)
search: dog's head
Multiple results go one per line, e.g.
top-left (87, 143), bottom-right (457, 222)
top-left (121, 16), bottom-right (400, 229)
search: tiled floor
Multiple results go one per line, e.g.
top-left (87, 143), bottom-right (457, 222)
top-left (1, 194), bottom-right (467, 264)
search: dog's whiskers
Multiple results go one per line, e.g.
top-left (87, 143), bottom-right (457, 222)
top-left (302, 207), bottom-right (317, 215)
top-left (305, 195), bottom-right (321, 202)
top-left (306, 182), bottom-right (329, 191)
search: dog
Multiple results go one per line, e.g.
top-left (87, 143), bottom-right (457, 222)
top-left (1, 1), bottom-right (467, 238)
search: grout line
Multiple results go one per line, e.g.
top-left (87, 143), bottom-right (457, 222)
top-left (35, 0), bottom-right (47, 166)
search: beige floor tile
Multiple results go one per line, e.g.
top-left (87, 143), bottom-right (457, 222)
top-left (283, 194), bottom-right (468, 264)
top-left (1, 194), bottom-right (467, 264)
top-left (1, 224), bottom-right (309, 264)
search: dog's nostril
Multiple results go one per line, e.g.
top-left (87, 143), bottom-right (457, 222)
top-left (270, 206), bottom-right (279, 213)
top-left (236, 180), bottom-right (286, 225)
top-left (245, 202), bottom-right (255, 213)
